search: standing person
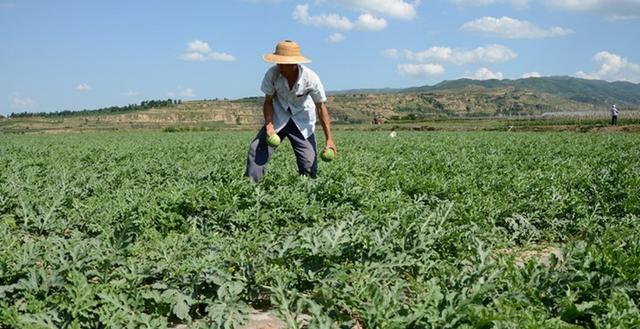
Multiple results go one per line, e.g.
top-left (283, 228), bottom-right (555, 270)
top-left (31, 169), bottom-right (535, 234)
top-left (245, 40), bottom-right (337, 183)
top-left (610, 104), bottom-right (619, 126)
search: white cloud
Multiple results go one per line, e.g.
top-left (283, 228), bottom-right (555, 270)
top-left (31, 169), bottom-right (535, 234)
top-left (547, 0), bottom-right (640, 20)
top-left (325, 0), bottom-right (419, 20)
top-left (461, 16), bottom-right (573, 39)
top-left (521, 71), bottom-right (542, 78)
top-left (123, 91), bottom-right (140, 96)
top-left (404, 47), bottom-right (452, 62)
top-left (293, 4), bottom-right (354, 30)
top-left (403, 44), bottom-right (517, 65)
top-left (382, 48), bottom-right (400, 58)
top-left (186, 40), bottom-right (211, 53)
top-left (397, 63), bottom-right (446, 76)
top-left (355, 13), bottom-right (387, 31)
top-left (10, 93), bottom-right (36, 109)
top-left (76, 83), bottom-right (92, 91)
top-left (450, 0), bottom-right (530, 8)
top-left (293, 4), bottom-right (389, 31)
top-left (576, 51), bottom-right (640, 82)
top-left (180, 40), bottom-right (236, 62)
top-left (470, 67), bottom-right (504, 80)
top-left (328, 33), bottom-right (346, 43)
top-left (391, 44), bottom-right (515, 79)
top-left (180, 88), bottom-right (195, 97)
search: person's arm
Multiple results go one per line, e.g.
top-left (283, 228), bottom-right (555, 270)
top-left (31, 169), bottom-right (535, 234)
top-left (309, 74), bottom-right (335, 153)
top-left (316, 102), bottom-right (336, 154)
top-left (263, 95), bottom-right (275, 136)
top-left (260, 67), bottom-right (277, 135)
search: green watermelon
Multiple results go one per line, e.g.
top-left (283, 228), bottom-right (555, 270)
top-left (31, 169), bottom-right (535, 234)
top-left (267, 133), bottom-right (281, 147)
top-left (321, 148), bottom-right (335, 162)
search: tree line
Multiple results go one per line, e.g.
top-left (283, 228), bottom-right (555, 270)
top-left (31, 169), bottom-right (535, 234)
top-left (8, 99), bottom-right (181, 118)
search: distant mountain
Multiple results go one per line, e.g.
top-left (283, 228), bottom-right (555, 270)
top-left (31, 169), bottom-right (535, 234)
top-left (332, 76), bottom-right (640, 106)
top-left (5, 77), bottom-right (640, 133)
top-left (328, 87), bottom-right (405, 95)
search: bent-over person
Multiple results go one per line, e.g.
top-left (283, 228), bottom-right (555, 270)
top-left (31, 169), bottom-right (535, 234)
top-left (245, 40), bottom-right (336, 183)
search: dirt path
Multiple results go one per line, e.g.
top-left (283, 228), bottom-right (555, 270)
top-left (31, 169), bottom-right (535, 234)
top-left (496, 245), bottom-right (564, 269)
top-left (170, 309), bottom-right (286, 329)
top-left (238, 310), bottom-right (286, 329)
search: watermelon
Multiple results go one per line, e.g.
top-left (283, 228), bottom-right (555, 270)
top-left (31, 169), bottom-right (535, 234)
top-left (267, 133), bottom-right (281, 147)
top-left (321, 148), bottom-right (335, 162)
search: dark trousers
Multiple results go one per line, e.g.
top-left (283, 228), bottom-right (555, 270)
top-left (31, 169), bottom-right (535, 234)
top-left (612, 116), bottom-right (618, 126)
top-left (245, 119), bottom-right (317, 182)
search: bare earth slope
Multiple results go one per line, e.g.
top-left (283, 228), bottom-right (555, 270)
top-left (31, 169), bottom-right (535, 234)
top-left (2, 76), bottom-right (640, 133)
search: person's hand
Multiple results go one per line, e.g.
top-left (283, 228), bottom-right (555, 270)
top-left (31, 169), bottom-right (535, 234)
top-left (325, 139), bottom-right (337, 155)
top-left (266, 123), bottom-right (276, 137)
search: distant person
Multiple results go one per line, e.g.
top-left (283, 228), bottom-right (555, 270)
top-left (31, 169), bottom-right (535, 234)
top-left (245, 40), bottom-right (337, 182)
top-left (610, 104), bottom-right (619, 126)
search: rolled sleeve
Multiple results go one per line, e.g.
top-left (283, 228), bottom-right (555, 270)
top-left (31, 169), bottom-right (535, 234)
top-left (310, 79), bottom-right (327, 103)
top-left (260, 68), bottom-right (276, 96)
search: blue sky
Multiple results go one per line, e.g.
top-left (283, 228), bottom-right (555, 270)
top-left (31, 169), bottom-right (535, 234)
top-left (2, 0), bottom-right (640, 115)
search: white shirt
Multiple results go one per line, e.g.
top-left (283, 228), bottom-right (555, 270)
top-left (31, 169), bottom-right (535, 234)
top-left (611, 106), bottom-right (619, 116)
top-left (260, 64), bottom-right (327, 139)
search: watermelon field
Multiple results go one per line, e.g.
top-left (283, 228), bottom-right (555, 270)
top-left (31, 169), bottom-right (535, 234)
top-left (1, 131), bottom-right (639, 328)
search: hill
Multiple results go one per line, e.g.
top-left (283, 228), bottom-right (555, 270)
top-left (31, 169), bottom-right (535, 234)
top-left (2, 76), bottom-right (640, 133)
top-left (415, 76), bottom-right (640, 106)
top-left (326, 76), bottom-right (640, 122)
top-left (337, 76), bottom-right (640, 107)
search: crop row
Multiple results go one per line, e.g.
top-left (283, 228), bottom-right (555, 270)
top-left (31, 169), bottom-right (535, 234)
top-left (1, 131), bottom-right (639, 328)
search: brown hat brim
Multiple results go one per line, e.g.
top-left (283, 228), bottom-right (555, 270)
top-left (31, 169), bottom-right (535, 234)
top-left (263, 54), bottom-right (311, 64)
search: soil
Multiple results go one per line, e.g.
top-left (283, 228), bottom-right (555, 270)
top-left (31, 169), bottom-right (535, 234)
top-left (237, 310), bottom-right (286, 329)
top-left (169, 309), bottom-right (289, 329)
top-left (496, 245), bottom-right (564, 269)
top-left (169, 308), bottom-right (362, 329)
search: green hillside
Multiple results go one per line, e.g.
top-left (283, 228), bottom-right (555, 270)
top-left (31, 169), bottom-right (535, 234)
top-left (406, 76), bottom-right (640, 106)
top-left (334, 76), bottom-right (640, 106)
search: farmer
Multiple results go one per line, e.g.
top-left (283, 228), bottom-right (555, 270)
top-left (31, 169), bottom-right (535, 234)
top-left (610, 104), bottom-right (619, 126)
top-left (245, 40), bottom-right (337, 182)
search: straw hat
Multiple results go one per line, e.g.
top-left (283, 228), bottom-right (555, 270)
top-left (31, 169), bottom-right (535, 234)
top-left (263, 40), bottom-right (311, 64)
